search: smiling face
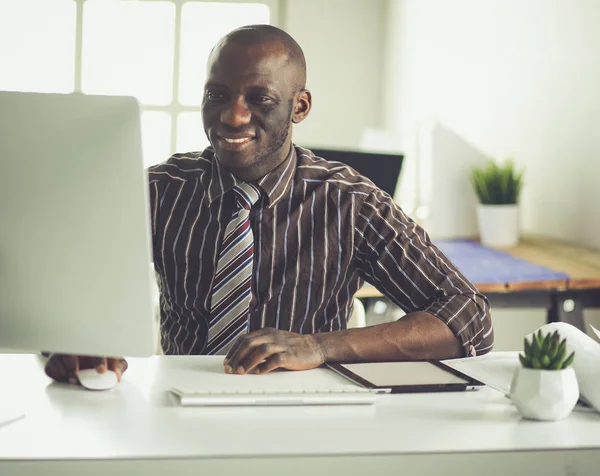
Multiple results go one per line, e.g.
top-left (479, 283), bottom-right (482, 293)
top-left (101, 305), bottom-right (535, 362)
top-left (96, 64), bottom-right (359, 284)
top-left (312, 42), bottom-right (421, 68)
top-left (202, 40), bottom-right (311, 181)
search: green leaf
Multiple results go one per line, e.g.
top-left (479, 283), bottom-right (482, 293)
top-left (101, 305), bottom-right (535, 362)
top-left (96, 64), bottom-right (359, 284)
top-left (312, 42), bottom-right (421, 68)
top-left (523, 337), bottom-right (532, 357)
top-left (561, 351), bottom-right (575, 369)
top-left (540, 355), bottom-right (551, 368)
top-left (548, 344), bottom-right (558, 360)
top-left (531, 333), bottom-right (541, 357)
top-left (550, 344), bottom-right (567, 368)
top-left (541, 333), bottom-right (551, 355)
top-left (532, 356), bottom-right (542, 369)
top-left (519, 353), bottom-right (532, 368)
top-left (548, 331), bottom-right (560, 359)
top-left (550, 358), bottom-right (563, 370)
top-left (471, 158), bottom-right (524, 204)
top-left (556, 339), bottom-right (567, 359)
top-left (533, 330), bottom-right (540, 350)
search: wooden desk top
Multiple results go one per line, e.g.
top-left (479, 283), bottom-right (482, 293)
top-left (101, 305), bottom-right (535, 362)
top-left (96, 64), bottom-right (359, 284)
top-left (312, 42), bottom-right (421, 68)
top-left (355, 236), bottom-right (600, 297)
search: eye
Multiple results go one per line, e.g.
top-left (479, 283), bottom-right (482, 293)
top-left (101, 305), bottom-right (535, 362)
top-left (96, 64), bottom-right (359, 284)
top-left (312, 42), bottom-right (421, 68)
top-left (206, 91), bottom-right (226, 102)
top-left (250, 95), bottom-right (273, 105)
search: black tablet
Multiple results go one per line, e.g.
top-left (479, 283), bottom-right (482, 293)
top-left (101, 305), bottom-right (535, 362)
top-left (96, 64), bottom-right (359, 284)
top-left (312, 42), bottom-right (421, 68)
top-left (327, 360), bottom-right (485, 394)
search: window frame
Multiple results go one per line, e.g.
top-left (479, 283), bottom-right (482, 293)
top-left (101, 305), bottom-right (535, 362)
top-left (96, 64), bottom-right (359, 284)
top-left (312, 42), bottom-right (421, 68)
top-left (72, 0), bottom-right (280, 156)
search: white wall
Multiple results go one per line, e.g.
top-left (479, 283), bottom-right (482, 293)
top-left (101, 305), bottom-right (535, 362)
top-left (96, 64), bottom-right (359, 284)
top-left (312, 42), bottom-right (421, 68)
top-left (382, 0), bottom-right (600, 347)
top-left (281, 0), bottom-right (387, 150)
top-left (385, 0), bottom-right (600, 250)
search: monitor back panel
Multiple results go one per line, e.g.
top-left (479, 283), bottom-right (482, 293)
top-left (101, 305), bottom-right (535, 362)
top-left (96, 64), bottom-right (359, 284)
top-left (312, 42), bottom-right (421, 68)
top-left (304, 147), bottom-right (404, 198)
top-left (0, 92), bottom-right (156, 357)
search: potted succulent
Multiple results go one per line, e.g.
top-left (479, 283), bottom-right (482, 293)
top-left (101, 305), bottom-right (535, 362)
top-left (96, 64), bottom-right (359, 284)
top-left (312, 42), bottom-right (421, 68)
top-left (510, 330), bottom-right (579, 421)
top-left (471, 159), bottom-right (523, 247)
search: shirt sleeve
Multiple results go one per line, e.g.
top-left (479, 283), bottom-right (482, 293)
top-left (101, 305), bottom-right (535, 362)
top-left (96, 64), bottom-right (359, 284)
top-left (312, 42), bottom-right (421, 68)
top-left (148, 173), bottom-right (162, 263)
top-left (353, 190), bottom-right (493, 356)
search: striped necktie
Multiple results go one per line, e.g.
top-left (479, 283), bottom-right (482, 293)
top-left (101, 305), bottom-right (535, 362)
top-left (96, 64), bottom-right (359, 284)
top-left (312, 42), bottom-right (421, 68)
top-left (206, 182), bottom-right (261, 355)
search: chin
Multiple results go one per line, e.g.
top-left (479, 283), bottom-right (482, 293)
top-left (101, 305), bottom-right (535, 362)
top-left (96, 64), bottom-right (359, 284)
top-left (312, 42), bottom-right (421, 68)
top-left (216, 150), bottom-right (259, 172)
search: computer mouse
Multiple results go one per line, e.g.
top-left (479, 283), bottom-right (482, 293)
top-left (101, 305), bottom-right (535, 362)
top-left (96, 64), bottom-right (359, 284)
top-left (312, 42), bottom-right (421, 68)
top-left (77, 368), bottom-right (119, 391)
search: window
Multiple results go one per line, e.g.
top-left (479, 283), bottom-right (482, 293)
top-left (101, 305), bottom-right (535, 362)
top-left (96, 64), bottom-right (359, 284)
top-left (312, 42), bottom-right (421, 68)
top-left (0, 0), bottom-right (274, 167)
top-left (0, 0), bottom-right (76, 93)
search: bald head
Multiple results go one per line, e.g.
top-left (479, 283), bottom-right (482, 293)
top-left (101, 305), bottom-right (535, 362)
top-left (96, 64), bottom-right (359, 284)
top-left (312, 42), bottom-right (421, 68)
top-left (202, 24), bottom-right (312, 182)
top-left (209, 24), bottom-right (307, 91)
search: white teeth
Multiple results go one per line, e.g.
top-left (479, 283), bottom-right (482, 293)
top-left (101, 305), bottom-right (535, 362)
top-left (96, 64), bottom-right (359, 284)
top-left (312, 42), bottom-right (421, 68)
top-left (223, 137), bottom-right (250, 144)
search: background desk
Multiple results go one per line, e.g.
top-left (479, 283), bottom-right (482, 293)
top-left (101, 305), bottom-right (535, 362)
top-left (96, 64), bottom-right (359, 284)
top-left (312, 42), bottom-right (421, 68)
top-left (357, 236), bottom-right (600, 332)
top-left (1, 354), bottom-right (599, 475)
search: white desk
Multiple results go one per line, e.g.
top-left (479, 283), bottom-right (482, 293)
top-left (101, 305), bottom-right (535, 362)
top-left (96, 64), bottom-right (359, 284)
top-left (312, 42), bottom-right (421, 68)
top-left (1, 354), bottom-right (599, 476)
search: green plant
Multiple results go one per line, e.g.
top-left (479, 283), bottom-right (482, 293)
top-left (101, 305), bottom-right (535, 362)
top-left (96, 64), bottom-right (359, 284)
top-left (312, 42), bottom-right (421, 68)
top-left (519, 330), bottom-right (575, 370)
top-left (471, 159), bottom-right (524, 205)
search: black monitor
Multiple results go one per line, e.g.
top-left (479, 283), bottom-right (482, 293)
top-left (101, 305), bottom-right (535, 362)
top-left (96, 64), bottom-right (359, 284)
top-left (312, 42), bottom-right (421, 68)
top-left (305, 147), bottom-right (404, 197)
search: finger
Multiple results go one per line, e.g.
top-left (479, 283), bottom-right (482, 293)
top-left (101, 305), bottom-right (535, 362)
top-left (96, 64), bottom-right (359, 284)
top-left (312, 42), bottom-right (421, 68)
top-left (61, 354), bottom-right (80, 385)
top-left (224, 335), bottom-right (252, 374)
top-left (44, 354), bottom-right (70, 382)
top-left (108, 358), bottom-right (128, 381)
top-left (238, 343), bottom-right (285, 375)
top-left (89, 357), bottom-right (108, 373)
top-left (224, 327), bottom-right (275, 366)
top-left (224, 334), bottom-right (246, 370)
top-left (227, 334), bottom-right (270, 374)
top-left (78, 356), bottom-right (96, 370)
top-left (254, 353), bottom-right (287, 375)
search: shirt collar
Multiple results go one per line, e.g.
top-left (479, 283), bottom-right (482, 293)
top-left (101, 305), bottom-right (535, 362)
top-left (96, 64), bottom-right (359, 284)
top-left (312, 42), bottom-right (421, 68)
top-left (207, 150), bottom-right (237, 203)
top-left (207, 145), bottom-right (297, 207)
top-left (256, 145), bottom-right (297, 208)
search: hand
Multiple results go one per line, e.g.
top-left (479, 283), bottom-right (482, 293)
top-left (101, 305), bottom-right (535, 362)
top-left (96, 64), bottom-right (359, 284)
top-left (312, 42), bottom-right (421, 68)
top-left (223, 328), bottom-right (326, 375)
top-left (44, 354), bottom-right (128, 385)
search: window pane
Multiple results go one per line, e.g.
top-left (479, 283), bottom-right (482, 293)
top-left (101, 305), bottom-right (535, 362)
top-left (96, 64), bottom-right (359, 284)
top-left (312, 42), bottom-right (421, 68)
top-left (177, 113), bottom-right (209, 153)
top-left (141, 111), bottom-right (172, 167)
top-left (82, 0), bottom-right (175, 105)
top-left (179, 2), bottom-right (270, 106)
top-left (0, 0), bottom-right (75, 93)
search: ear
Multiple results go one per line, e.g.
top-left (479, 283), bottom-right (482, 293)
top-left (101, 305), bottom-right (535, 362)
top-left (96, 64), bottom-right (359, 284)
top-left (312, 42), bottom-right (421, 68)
top-left (292, 89), bottom-right (312, 124)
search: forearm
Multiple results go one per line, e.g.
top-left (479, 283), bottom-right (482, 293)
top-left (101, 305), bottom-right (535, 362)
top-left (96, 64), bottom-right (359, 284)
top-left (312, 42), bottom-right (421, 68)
top-left (315, 311), bottom-right (463, 363)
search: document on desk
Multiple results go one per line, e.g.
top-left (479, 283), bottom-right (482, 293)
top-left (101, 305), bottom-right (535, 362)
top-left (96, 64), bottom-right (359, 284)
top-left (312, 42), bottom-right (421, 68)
top-left (442, 352), bottom-right (520, 395)
top-left (445, 326), bottom-right (600, 412)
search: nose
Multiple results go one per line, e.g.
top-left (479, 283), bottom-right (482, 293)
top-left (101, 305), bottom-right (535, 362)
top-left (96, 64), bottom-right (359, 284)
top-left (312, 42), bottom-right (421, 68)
top-left (220, 97), bottom-right (251, 128)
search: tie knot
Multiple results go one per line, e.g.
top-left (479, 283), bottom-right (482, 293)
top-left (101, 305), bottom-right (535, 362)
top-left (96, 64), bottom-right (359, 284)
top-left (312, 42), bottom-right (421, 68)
top-left (233, 183), bottom-right (261, 210)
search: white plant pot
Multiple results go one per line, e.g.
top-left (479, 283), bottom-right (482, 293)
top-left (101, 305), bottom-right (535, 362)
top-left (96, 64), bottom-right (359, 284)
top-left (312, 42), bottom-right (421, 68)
top-left (510, 367), bottom-right (579, 421)
top-left (476, 204), bottom-right (519, 247)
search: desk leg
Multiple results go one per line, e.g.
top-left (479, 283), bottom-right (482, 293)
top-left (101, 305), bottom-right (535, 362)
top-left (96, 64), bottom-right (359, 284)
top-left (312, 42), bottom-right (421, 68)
top-left (548, 292), bottom-right (586, 331)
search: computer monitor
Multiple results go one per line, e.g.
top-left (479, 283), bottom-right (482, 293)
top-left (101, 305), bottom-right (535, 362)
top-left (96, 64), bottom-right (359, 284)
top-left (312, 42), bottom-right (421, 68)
top-left (0, 91), bottom-right (156, 357)
top-left (304, 147), bottom-right (404, 197)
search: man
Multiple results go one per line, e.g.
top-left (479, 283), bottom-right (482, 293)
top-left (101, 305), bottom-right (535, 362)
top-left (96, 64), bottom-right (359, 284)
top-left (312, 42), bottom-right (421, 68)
top-left (45, 25), bottom-right (493, 383)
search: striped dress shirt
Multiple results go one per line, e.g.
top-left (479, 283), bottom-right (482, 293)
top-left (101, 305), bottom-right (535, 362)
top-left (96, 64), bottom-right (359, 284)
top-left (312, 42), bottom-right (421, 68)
top-left (148, 145), bottom-right (493, 356)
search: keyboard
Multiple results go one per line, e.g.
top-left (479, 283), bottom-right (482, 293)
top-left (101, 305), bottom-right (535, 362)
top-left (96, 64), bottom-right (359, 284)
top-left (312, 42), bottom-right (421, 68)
top-left (170, 385), bottom-right (376, 406)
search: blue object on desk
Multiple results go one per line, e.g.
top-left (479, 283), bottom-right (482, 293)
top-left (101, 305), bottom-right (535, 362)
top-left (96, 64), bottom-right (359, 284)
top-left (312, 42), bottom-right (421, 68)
top-left (434, 239), bottom-right (570, 285)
